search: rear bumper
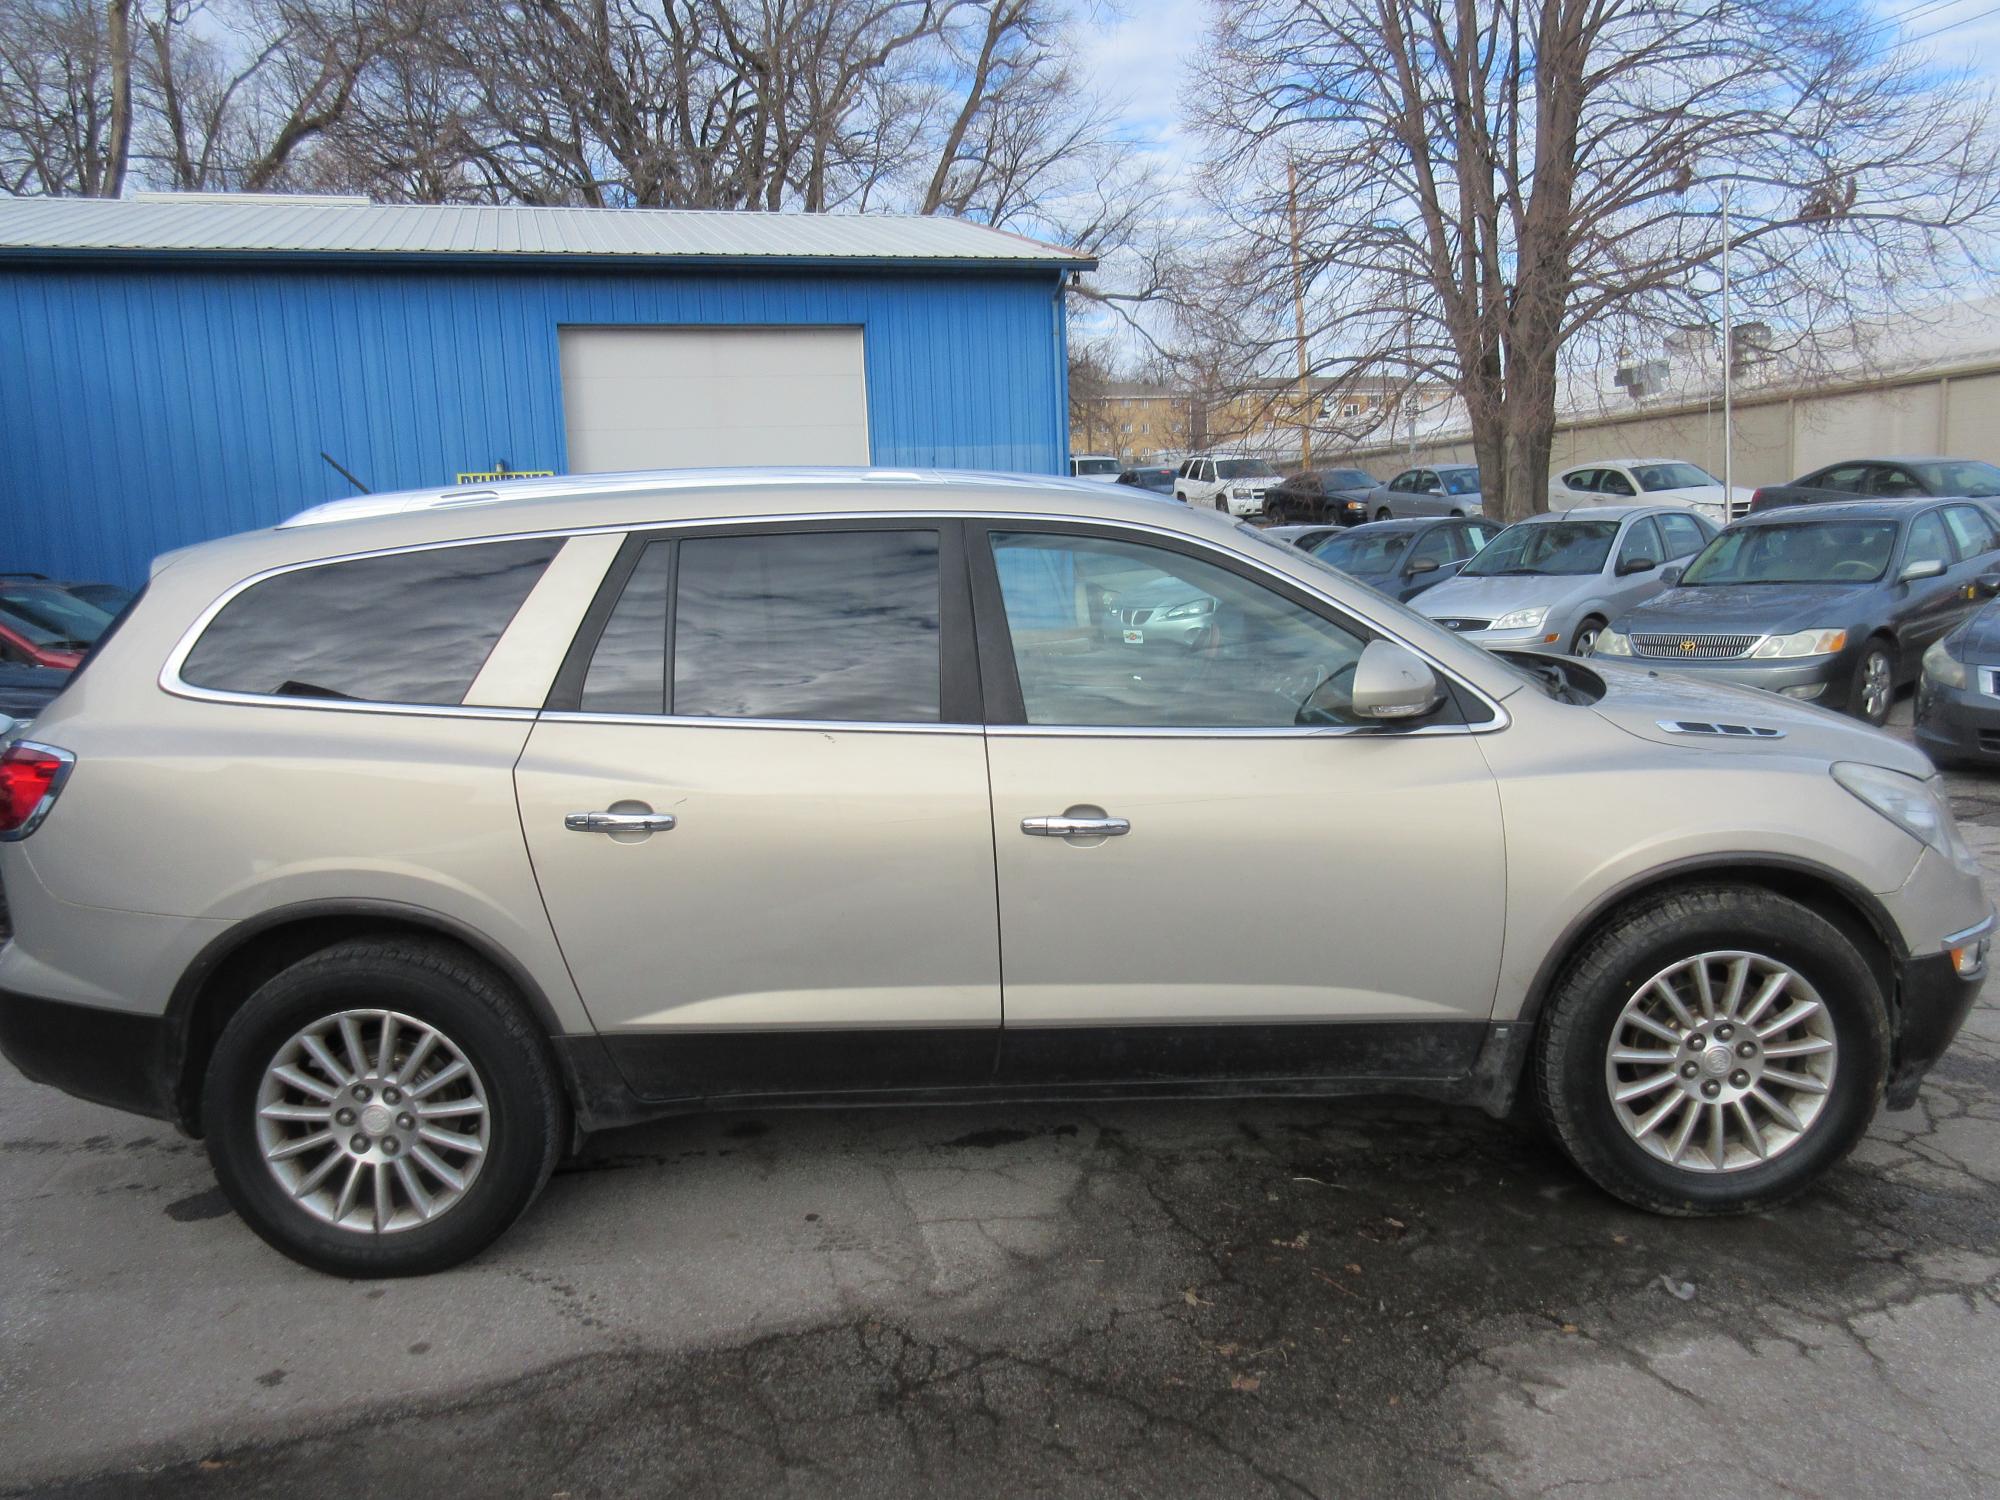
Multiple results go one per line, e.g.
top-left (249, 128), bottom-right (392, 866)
top-left (0, 983), bottom-right (180, 1122)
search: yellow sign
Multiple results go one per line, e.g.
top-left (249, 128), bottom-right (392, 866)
top-left (454, 469), bottom-right (555, 485)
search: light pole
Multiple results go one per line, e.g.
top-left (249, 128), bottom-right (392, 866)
top-left (1720, 184), bottom-right (1734, 504)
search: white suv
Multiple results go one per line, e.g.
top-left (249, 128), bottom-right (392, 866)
top-left (1173, 455), bottom-right (1283, 515)
top-left (0, 470), bottom-right (1987, 1276)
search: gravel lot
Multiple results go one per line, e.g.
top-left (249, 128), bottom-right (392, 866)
top-left (3, 704), bottom-right (1999, 1498)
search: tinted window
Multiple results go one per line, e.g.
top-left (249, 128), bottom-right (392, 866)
top-left (0, 585), bottom-right (112, 648)
top-left (181, 538), bottom-right (559, 704)
top-left (1904, 511), bottom-right (1953, 570)
top-left (1463, 521), bottom-right (1499, 552)
top-left (580, 542), bottom-right (672, 714)
top-left (1409, 529), bottom-right (1457, 570)
top-left (1440, 468), bottom-right (1482, 495)
top-left (990, 532), bottom-right (1373, 728)
top-left (1657, 513), bottom-right (1710, 559)
top-left (673, 530), bottom-right (940, 722)
top-left (1943, 504), bottom-right (1998, 557)
top-left (1560, 469), bottom-right (1598, 491)
top-left (1814, 464), bottom-right (1871, 494)
top-left (1312, 529), bottom-right (1412, 577)
top-left (1616, 517), bottom-right (1664, 568)
top-left (1215, 459), bottom-right (1267, 479)
top-left (1599, 470), bottom-right (1636, 497)
top-left (1869, 464), bottom-right (1924, 499)
top-left (1389, 472), bottom-right (1414, 492)
top-left (1633, 462), bottom-right (1718, 491)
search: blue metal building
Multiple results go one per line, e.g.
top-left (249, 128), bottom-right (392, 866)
top-left (0, 196), bottom-right (1091, 585)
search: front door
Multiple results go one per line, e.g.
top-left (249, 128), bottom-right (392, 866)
top-left (969, 523), bottom-right (1508, 1087)
top-left (514, 521), bottom-right (1001, 1101)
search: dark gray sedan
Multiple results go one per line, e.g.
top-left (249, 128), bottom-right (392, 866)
top-left (1304, 516), bottom-right (1500, 603)
top-left (1916, 600), bottom-right (2000, 767)
top-left (1597, 499), bottom-right (2000, 724)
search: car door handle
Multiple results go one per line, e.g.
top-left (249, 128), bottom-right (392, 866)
top-left (1021, 814), bottom-right (1130, 837)
top-left (565, 811), bottom-right (677, 834)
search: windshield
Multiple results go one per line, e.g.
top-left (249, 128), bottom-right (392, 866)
top-left (0, 587), bottom-right (112, 647)
top-left (1461, 519), bottom-right (1618, 577)
top-left (1912, 459), bottom-right (2000, 498)
top-left (1310, 530), bottom-right (1411, 577)
top-left (1633, 462), bottom-right (1718, 492)
top-left (1325, 469), bottom-right (1375, 488)
top-left (1680, 520), bottom-right (1898, 584)
top-left (1215, 459), bottom-right (1271, 479)
top-left (1440, 468), bottom-right (1481, 495)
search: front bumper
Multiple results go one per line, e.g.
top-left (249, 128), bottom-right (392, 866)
top-left (0, 982), bottom-right (180, 1122)
top-left (1915, 672), bottom-right (2000, 765)
top-left (1433, 621), bottom-right (1571, 656)
top-left (1599, 649), bottom-right (1852, 708)
top-left (1887, 935), bottom-right (1989, 1109)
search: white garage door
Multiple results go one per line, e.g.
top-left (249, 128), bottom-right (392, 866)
top-left (559, 326), bottom-right (870, 472)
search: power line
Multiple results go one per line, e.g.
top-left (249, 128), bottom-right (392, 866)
top-left (1903, 0), bottom-right (2000, 42)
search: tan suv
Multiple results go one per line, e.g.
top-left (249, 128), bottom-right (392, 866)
top-left (0, 471), bottom-right (1989, 1276)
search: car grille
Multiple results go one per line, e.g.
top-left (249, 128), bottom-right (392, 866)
top-left (1631, 633), bottom-right (1760, 659)
top-left (1118, 607), bottom-right (1154, 625)
top-left (1437, 618), bottom-right (1490, 632)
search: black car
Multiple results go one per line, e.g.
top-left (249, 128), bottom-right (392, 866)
top-left (1261, 467), bottom-right (1380, 525)
top-left (1300, 516), bottom-right (1501, 603)
top-left (0, 661), bottom-right (68, 722)
top-left (1916, 600), bottom-right (2000, 766)
top-left (1748, 455), bottom-right (2000, 513)
top-left (1596, 499), bottom-right (2000, 724)
top-left (1114, 464), bottom-right (1177, 495)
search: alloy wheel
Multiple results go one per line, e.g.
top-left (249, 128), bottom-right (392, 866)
top-left (1573, 623), bottom-right (1601, 656)
top-left (1602, 951), bottom-right (1836, 1172)
top-left (255, 1009), bottom-right (490, 1233)
top-left (1861, 650), bottom-right (1893, 722)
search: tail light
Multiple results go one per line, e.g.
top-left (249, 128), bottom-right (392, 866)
top-left (1748, 488), bottom-right (1768, 510)
top-left (0, 741), bottom-right (74, 840)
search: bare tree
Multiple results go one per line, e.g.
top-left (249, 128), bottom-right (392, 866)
top-left (1194, 1), bottom-right (2000, 520)
top-left (0, 0), bottom-right (131, 195)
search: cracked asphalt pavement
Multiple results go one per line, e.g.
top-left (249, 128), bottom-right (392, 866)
top-left (4, 708), bottom-right (1999, 1498)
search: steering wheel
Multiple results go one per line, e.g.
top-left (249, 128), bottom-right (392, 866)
top-left (1829, 558), bottom-right (1880, 580)
top-left (1294, 660), bottom-right (1360, 726)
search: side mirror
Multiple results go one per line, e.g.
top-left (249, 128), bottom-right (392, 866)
top-left (1407, 557), bottom-right (1440, 575)
top-left (1899, 558), bottom-right (1947, 583)
top-left (1660, 563), bottom-right (1685, 586)
top-left (1616, 555), bottom-right (1660, 576)
top-left (1978, 570), bottom-right (2000, 598)
top-left (1351, 640), bottom-right (1444, 721)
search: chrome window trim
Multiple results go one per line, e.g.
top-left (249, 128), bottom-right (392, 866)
top-left (537, 711), bottom-right (977, 736)
top-left (0, 739), bottom-right (77, 842)
top-left (158, 506), bottom-right (1515, 733)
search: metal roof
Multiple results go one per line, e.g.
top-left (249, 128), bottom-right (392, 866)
top-left (0, 195), bottom-right (1094, 270)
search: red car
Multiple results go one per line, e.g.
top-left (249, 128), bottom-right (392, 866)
top-left (0, 582), bottom-right (114, 670)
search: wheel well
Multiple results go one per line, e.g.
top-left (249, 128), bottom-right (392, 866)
top-left (1520, 863), bottom-right (1901, 1040)
top-left (167, 912), bottom-right (556, 1135)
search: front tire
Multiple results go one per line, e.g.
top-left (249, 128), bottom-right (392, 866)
top-left (1533, 885), bottom-right (1886, 1216)
top-left (1570, 616), bottom-right (1606, 656)
top-left (1214, 496), bottom-right (1229, 512)
top-left (1851, 641), bottom-right (1895, 726)
top-left (1375, 506), bottom-right (1392, 522)
top-left (203, 938), bottom-right (567, 1277)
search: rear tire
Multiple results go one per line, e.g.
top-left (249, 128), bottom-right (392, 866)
top-left (1533, 885), bottom-right (1886, 1216)
top-left (203, 938), bottom-right (567, 1277)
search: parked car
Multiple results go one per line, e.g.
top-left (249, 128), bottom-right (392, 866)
top-left (1, 471), bottom-right (1987, 1276)
top-left (1416, 505), bottom-right (1716, 656)
top-left (1261, 467), bottom-right (1380, 525)
top-left (1173, 454), bottom-right (1284, 515)
top-left (1916, 598), bottom-right (2000, 767)
top-left (1549, 459), bottom-right (1753, 527)
top-left (1598, 499), bottom-right (2000, 725)
top-left (0, 581), bottom-right (115, 670)
top-left (1306, 517), bottom-right (1501, 604)
top-left (63, 581), bottom-right (134, 613)
top-left (1069, 455), bottom-right (1122, 480)
top-left (0, 662), bottom-right (68, 722)
top-left (1261, 523), bottom-right (1346, 552)
top-left (1366, 464), bottom-right (1484, 520)
top-left (1748, 456), bottom-right (2000, 513)
top-left (1114, 464), bottom-right (1177, 495)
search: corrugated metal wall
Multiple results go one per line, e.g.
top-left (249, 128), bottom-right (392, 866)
top-left (0, 260), bottom-right (1068, 583)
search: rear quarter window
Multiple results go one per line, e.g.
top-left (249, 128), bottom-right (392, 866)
top-left (179, 538), bottom-right (560, 705)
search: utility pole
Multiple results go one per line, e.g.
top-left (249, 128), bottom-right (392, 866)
top-left (1288, 156), bottom-right (1311, 468)
top-left (1720, 184), bottom-right (1733, 503)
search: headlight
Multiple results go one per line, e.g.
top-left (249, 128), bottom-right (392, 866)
top-left (1161, 597), bottom-right (1216, 620)
top-left (1343, 499), bottom-right (1365, 512)
top-left (1596, 627), bottom-right (1632, 656)
top-left (1923, 637), bottom-right (1970, 689)
top-left (1832, 762), bottom-right (1981, 876)
top-left (1490, 606), bottom-right (1550, 631)
top-left (1750, 628), bottom-right (1846, 659)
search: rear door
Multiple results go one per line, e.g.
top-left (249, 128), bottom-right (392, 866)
top-left (513, 520), bottom-right (1001, 1101)
top-left (970, 522), bottom-right (1507, 1087)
